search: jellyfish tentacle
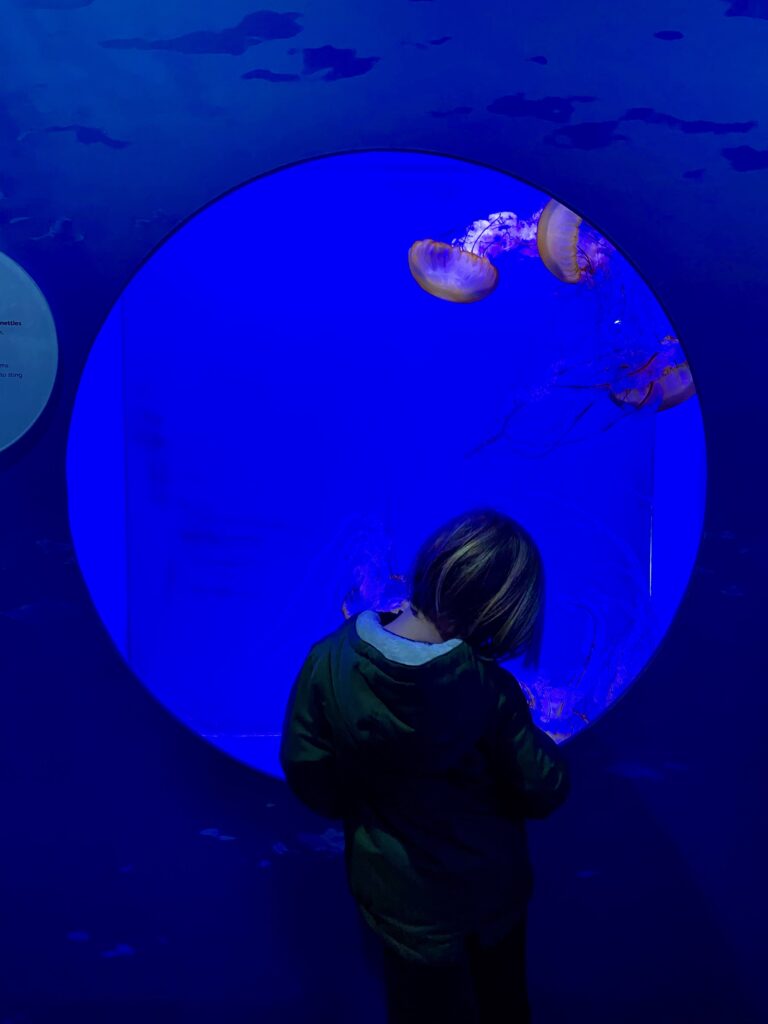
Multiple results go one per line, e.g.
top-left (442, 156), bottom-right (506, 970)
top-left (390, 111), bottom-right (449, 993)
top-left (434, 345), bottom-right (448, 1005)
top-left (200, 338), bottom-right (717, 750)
top-left (462, 397), bottom-right (530, 459)
top-left (569, 398), bottom-right (600, 427)
top-left (466, 213), bottom-right (507, 255)
top-left (625, 352), bottom-right (660, 377)
top-left (575, 244), bottom-right (594, 276)
top-left (513, 398), bottom-right (639, 460)
top-left (610, 382), bottom-right (659, 409)
top-left (566, 602), bottom-right (599, 692)
top-left (550, 345), bottom-right (651, 386)
top-left (556, 382), bottom-right (612, 392)
top-left (587, 403), bottom-right (640, 436)
top-left (454, 211), bottom-right (524, 258)
top-left (532, 397), bottom-right (602, 453)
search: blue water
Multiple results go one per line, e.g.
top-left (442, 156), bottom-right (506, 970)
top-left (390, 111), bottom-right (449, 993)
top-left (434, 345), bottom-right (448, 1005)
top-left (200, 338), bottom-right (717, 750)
top-left (66, 150), bottom-right (706, 774)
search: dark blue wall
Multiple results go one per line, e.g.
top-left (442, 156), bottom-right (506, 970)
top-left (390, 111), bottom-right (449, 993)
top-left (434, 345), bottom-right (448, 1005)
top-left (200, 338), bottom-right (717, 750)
top-left (1, 2), bottom-right (766, 1021)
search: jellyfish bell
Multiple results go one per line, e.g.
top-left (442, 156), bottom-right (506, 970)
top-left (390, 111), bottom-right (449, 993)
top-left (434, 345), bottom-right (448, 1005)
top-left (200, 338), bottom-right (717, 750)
top-left (536, 198), bottom-right (615, 285)
top-left (656, 363), bottom-right (696, 411)
top-left (408, 239), bottom-right (499, 303)
top-left (652, 335), bottom-right (696, 410)
top-left (536, 199), bottom-right (585, 284)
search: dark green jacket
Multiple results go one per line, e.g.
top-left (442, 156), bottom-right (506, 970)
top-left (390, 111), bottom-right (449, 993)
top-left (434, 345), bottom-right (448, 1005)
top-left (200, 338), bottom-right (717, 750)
top-left (279, 609), bottom-right (570, 965)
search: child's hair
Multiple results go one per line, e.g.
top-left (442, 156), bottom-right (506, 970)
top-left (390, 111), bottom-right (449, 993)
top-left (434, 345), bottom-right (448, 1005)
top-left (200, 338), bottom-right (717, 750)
top-left (407, 507), bottom-right (545, 667)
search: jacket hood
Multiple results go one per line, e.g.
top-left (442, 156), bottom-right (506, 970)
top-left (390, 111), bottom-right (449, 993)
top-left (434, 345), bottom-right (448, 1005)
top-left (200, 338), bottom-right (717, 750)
top-left (322, 610), bottom-right (498, 775)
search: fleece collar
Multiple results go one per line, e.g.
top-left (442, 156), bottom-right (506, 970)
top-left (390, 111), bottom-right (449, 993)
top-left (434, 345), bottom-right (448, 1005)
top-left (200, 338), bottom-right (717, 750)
top-left (354, 609), bottom-right (464, 667)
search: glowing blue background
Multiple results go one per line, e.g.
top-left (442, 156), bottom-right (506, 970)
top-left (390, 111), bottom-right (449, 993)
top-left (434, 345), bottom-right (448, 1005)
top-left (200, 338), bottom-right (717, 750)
top-left (66, 151), bottom-right (706, 776)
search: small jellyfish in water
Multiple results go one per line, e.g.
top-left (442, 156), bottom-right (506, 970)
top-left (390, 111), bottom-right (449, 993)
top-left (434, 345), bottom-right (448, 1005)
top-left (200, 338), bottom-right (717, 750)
top-left (557, 335), bottom-right (695, 417)
top-left (536, 198), bottom-right (615, 285)
top-left (408, 239), bottom-right (498, 303)
top-left (605, 335), bottom-right (695, 412)
top-left (464, 334), bottom-right (696, 461)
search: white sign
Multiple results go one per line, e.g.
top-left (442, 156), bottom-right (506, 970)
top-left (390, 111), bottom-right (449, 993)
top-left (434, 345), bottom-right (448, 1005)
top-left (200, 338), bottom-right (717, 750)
top-left (0, 252), bottom-right (58, 451)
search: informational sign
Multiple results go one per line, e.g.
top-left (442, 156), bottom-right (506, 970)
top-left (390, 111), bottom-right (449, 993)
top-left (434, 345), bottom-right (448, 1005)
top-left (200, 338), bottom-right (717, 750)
top-left (0, 251), bottom-right (58, 452)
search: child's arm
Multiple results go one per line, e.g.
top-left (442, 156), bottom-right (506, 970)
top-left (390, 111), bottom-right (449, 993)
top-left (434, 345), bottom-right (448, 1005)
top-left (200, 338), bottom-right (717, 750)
top-left (481, 664), bottom-right (571, 819)
top-left (279, 646), bottom-right (347, 820)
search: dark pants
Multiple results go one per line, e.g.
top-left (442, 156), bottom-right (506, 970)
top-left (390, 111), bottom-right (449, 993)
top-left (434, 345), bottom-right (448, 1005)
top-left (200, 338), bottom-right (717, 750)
top-left (379, 914), bottom-right (531, 1024)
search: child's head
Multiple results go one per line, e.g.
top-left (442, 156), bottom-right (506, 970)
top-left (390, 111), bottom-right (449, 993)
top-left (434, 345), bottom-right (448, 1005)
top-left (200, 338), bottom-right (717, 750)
top-left (407, 507), bottom-right (545, 667)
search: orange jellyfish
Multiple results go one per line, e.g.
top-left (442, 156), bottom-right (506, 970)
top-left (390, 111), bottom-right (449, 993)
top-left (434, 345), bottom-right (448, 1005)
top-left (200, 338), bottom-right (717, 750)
top-left (556, 336), bottom-right (695, 414)
top-left (463, 335), bottom-right (696, 461)
top-left (408, 239), bottom-right (498, 303)
top-left (536, 198), bottom-right (614, 284)
top-left (606, 336), bottom-right (695, 412)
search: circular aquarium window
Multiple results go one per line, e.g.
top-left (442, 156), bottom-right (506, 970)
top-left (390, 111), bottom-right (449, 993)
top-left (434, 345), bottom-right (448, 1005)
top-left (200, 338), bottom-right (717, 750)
top-left (66, 150), bottom-right (706, 775)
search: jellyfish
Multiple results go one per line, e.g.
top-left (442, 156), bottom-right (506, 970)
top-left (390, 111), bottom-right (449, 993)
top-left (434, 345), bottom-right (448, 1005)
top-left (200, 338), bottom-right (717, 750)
top-left (408, 208), bottom-right (546, 303)
top-left (463, 335), bottom-right (696, 461)
top-left (605, 336), bottom-right (695, 412)
top-left (536, 198), bottom-right (615, 285)
top-left (408, 239), bottom-right (499, 303)
top-left (555, 335), bottom-right (695, 419)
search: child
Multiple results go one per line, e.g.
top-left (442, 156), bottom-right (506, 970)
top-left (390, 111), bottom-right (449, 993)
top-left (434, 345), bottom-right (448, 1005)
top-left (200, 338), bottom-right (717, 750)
top-left (280, 507), bottom-right (571, 1023)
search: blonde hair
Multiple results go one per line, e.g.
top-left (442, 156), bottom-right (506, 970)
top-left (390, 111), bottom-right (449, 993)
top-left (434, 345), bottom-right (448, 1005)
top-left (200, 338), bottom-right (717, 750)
top-left (408, 507), bottom-right (545, 666)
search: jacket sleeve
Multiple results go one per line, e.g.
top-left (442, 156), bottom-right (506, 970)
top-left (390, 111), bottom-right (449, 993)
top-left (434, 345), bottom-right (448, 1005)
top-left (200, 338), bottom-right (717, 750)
top-left (482, 664), bottom-right (571, 819)
top-left (279, 645), bottom-right (347, 821)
